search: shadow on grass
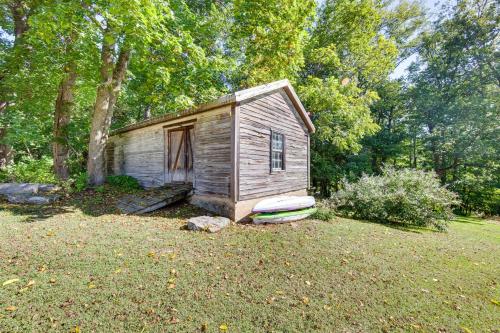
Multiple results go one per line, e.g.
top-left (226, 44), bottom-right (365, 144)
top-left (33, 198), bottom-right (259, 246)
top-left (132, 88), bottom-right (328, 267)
top-left (0, 201), bottom-right (74, 222)
top-left (342, 216), bottom-right (443, 234)
top-left (452, 216), bottom-right (485, 225)
top-left (1, 186), bottom-right (210, 223)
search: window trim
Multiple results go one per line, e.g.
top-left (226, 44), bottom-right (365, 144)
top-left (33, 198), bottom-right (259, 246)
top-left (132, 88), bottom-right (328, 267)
top-left (270, 129), bottom-right (286, 173)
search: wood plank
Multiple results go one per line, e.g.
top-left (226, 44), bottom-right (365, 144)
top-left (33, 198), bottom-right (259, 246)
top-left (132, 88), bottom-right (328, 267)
top-left (238, 91), bottom-right (310, 199)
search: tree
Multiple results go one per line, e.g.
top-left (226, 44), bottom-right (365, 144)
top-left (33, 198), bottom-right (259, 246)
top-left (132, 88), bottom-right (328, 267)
top-left (407, 0), bottom-right (499, 213)
top-left (0, 0), bottom-right (37, 168)
top-left (27, 1), bottom-right (98, 179)
top-left (115, 0), bottom-right (230, 126)
top-left (359, 80), bottom-right (408, 173)
top-left (230, 0), bottom-right (315, 88)
top-left (85, 0), bottom-right (217, 185)
top-left (299, 0), bottom-right (400, 195)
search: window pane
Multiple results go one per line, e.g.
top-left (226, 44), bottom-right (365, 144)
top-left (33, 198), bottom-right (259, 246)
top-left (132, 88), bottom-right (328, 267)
top-left (271, 132), bottom-right (284, 170)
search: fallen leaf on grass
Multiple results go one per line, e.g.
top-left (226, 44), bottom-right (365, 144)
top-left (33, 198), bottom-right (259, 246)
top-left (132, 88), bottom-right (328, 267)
top-left (19, 280), bottom-right (35, 293)
top-left (46, 231), bottom-right (55, 237)
top-left (460, 327), bottom-right (473, 333)
top-left (491, 299), bottom-right (500, 306)
top-left (88, 283), bottom-right (96, 289)
top-left (5, 306), bottom-right (17, 311)
top-left (147, 251), bottom-right (156, 258)
top-left (71, 326), bottom-right (81, 333)
top-left (302, 297), bottom-right (310, 305)
top-left (219, 323), bottom-right (228, 331)
top-left (2, 278), bottom-right (19, 286)
top-left (49, 278), bottom-right (56, 284)
top-left (305, 280), bottom-right (311, 286)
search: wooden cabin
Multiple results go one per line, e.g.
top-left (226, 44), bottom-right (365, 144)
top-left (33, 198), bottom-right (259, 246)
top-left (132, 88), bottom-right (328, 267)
top-left (106, 80), bottom-right (315, 221)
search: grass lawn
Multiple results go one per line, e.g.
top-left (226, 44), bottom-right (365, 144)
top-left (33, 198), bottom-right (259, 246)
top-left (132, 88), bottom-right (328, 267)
top-left (0, 190), bottom-right (499, 332)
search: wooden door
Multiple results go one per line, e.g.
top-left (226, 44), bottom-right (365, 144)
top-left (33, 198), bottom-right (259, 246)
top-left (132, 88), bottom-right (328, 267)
top-left (166, 126), bottom-right (194, 183)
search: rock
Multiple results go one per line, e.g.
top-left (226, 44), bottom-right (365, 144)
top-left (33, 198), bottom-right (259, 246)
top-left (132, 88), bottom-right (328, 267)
top-left (6, 194), bottom-right (60, 205)
top-left (38, 184), bottom-right (60, 193)
top-left (0, 183), bottom-right (40, 195)
top-left (0, 183), bottom-right (60, 195)
top-left (187, 216), bottom-right (230, 233)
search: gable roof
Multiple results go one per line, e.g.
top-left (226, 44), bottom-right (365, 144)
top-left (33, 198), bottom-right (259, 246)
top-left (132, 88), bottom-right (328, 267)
top-left (111, 79), bottom-right (315, 135)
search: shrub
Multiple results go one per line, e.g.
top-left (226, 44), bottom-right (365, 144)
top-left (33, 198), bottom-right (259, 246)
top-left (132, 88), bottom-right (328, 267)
top-left (106, 175), bottom-right (141, 191)
top-left (311, 200), bottom-right (337, 221)
top-left (73, 172), bottom-right (88, 192)
top-left (1, 156), bottom-right (56, 184)
top-left (333, 167), bottom-right (460, 231)
top-left (311, 207), bottom-right (336, 221)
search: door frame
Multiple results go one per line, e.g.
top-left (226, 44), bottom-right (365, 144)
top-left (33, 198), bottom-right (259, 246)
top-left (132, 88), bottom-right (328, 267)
top-left (165, 125), bottom-right (194, 184)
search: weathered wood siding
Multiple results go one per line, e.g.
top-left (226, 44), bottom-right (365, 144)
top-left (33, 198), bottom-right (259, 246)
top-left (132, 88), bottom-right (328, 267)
top-left (106, 106), bottom-right (232, 196)
top-left (106, 126), bottom-right (165, 187)
top-left (238, 89), bottom-right (309, 200)
top-left (193, 107), bottom-right (232, 196)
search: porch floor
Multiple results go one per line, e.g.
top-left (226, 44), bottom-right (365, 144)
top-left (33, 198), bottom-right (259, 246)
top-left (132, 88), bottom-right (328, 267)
top-left (116, 184), bottom-right (193, 215)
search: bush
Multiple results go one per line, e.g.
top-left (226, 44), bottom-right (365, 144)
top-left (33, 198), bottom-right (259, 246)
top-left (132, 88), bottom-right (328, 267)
top-left (73, 172), bottom-right (88, 192)
top-left (311, 207), bottom-right (336, 221)
top-left (106, 175), bottom-right (141, 191)
top-left (334, 167), bottom-right (460, 231)
top-left (1, 156), bottom-right (56, 184)
top-left (311, 200), bottom-right (337, 221)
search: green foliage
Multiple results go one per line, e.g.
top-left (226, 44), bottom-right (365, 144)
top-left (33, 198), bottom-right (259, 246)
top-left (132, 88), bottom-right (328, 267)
top-left (95, 185), bottom-right (106, 193)
top-left (405, 0), bottom-right (499, 214)
top-left (73, 172), bottom-right (89, 192)
top-left (230, 0), bottom-right (316, 87)
top-left (311, 201), bottom-right (336, 221)
top-left (1, 156), bottom-right (56, 184)
top-left (334, 167), bottom-right (460, 231)
top-left (299, 0), bottom-right (418, 196)
top-left (450, 165), bottom-right (500, 216)
top-left (299, 77), bottom-right (379, 152)
top-left (0, 0), bottom-right (496, 214)
top-left (106, 175), bottom-right (141, 191)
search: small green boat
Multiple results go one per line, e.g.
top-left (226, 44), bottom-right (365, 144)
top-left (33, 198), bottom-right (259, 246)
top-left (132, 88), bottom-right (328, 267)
top-left (252, 207), bottom-right (317, 224)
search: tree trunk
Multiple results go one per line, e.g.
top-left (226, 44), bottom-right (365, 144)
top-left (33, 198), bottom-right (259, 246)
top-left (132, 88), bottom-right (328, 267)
top-left (0, 1), bottom-right (30, 169)
top-left (0, 102), bottom-right (12, 169)
top-left (53, 63), bottom-right (77, 180)
top-left (143, 104), bottom-right (151, 120)
top-left (87, 38), bottom-right (130, 186)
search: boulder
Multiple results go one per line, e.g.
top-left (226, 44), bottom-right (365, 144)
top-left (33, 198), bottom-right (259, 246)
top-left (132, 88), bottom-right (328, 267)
top-left (0, 183), bottom-right (60, 195)
top-left (187, 216), bottom-right (230, 233)
top-left (6, 194), bottom-right (60, 205)
top-left (0, 183), bottom-right (40, 195)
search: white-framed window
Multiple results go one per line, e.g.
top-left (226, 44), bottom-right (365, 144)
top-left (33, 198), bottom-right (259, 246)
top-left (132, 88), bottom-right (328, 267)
top-left (271, 131), bottom-right (285, 171)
